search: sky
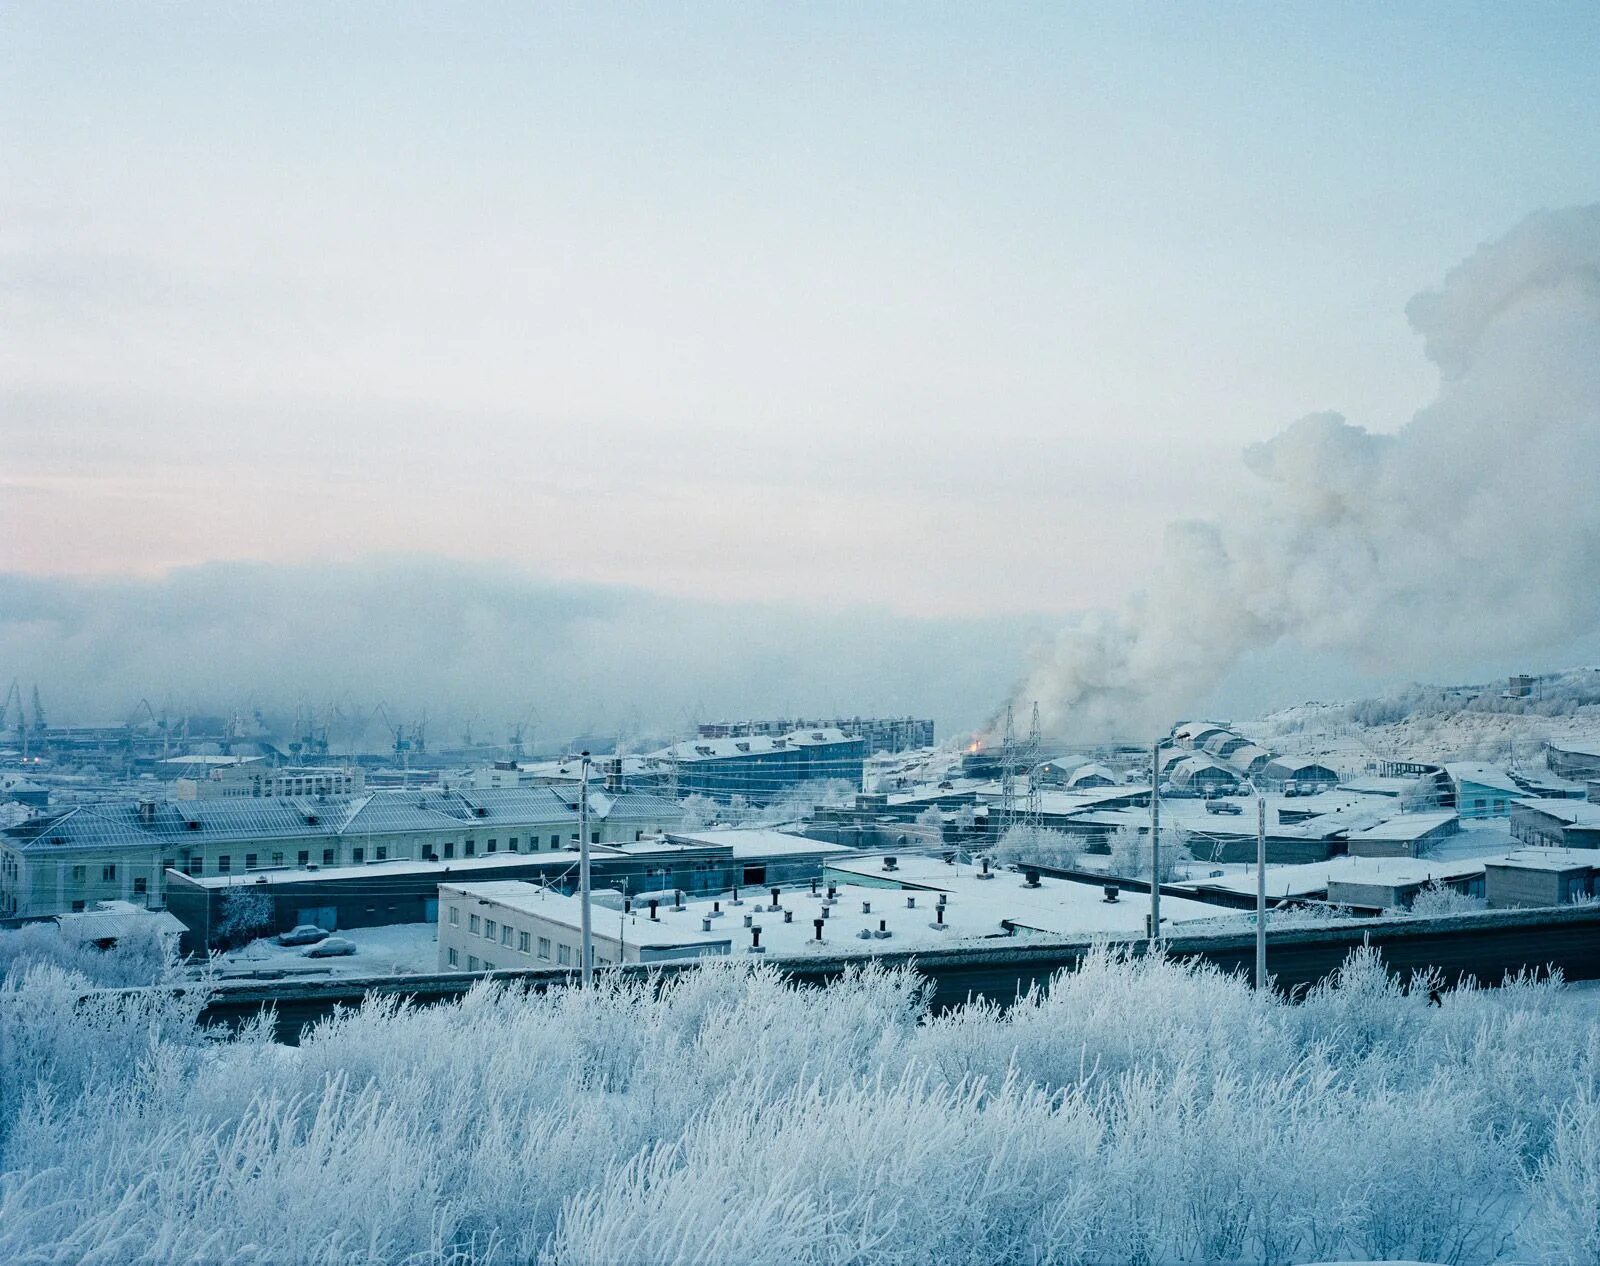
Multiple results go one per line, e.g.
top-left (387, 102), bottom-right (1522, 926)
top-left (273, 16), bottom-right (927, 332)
top-left (3, 4), bottom-right (1599, 738)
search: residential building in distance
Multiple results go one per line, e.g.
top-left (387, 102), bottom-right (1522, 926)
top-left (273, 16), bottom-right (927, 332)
top-left (171, 756), bottom-right (366, 800)
top-left (1444, 763), bottom-right (1523, 818)
top-left (0, 786), bottom-right (686, 918)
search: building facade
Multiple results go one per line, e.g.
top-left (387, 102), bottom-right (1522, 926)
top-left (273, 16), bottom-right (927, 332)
top-left (0, 786), bottom-right (685, 918)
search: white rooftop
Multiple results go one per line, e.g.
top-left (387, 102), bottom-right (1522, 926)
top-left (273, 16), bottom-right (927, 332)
top-left (1346, 810), bottom-right (1459, 842)
top-left (1489, 847), bottom-right (1600, 873)
top-left (666, 829), bottom-right (855, 859)
top-left (179, 847), bottom-right (597, 889)
top-left (443, 882), bottom-right (732, 950)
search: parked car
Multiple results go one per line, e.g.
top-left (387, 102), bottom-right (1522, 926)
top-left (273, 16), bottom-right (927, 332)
top-left (303, 936), bottom-right (357, 958)
top-left (277, 924), bottom-right (328, 947)
top-left (1205, 799), bottom-right (1243, 815)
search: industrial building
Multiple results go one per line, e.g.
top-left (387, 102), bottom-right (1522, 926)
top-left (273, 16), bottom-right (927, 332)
top-left (1259, 757), bottom-right (1340, 793)
top-left (1345, 811), bottom-right (1461, 858)
top-left (649, 727), bottom-right (866, 803)
top-left (1509, 798), bottom-right (1600, 850)
top-left (1545, 737), bottom-right (1600, 781)
top-left (0, 786), bottom-right (686, 918)
top-left (1484, 848), bottom-right (1600, 909)
top-left (696, 716), bottom-right (934, 754)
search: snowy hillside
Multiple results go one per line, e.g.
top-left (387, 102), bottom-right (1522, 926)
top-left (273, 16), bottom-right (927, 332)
top-left (1236, 667), bottom-right (1600, 773)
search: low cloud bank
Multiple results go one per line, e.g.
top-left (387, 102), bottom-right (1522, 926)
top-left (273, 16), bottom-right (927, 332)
top-left (0, 558), bottom-right (1042, 747)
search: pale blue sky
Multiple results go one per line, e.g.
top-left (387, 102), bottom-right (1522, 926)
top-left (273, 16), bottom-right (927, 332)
top-left (3, 5), bottom-right (1599, 731)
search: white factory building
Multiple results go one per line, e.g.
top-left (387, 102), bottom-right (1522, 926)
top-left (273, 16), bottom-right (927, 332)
top-left (437, 857), bottom-right (1229, 972)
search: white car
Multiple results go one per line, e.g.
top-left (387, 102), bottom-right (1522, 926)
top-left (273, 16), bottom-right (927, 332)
top-left (303, 936), bottom-right (357, 958)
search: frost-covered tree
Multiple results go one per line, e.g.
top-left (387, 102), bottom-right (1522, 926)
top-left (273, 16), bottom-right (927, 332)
top-left (216, 886), bottom-right (275, 946)
top-left (1105, 824), bottom-right (1191, 882)
top-left (990, 824), bottom-right (1082, 870)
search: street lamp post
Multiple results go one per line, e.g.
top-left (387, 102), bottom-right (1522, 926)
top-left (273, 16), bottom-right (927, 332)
top-left (579, 751), bottom-right (593, 986)
top-left (1254, 783), bottom-right (1267, 991)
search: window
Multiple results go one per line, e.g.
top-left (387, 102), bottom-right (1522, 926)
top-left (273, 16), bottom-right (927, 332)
top-left (508, 837), bottom-right (518, 851)
top-left (487, 838), bottom-right (497, 853)
top-left (271, 852), bottom-right (284, 867)
top-left (443, 841), bottom-right (455, 858)
top-left (468, 955), bottom-right (479, 971)
top-left (550, 835), bottom-right (559, 849)
top-left (1474, 798), bottom-right (1486, 814)
top-left (71, 865), bottom-right (86, 882)
top-left (133, 877), bottom-right (148, 895)
top-left (71, 900), bottom-right (85, 913)
top-left (469, 914), bottom-right (480, 934)
top-left (537, 937), bottom-right (551, 960)
top-left (483, 961), bottom-right (495, 971)
top-left (501, 925), bottom-right (512, 946)
top-left (447, 948), bottom-right (459, 967)
top-left (449, 906), bottom-right (460, 925)
top-left (591, 831), bottom-right (600, 844)
top-left (557, 945), bottom-right (571, 966)
top-left (352, 847), bottom-right (364, 864)
top-left (298, 851), bottom-right (309, 866)
top-left (102, 864), bottom-right (117, 882)
top-left (322, 849), bottom-right (335, 866)
top-left (464, 840), bottom-right (475, 857)
top-left (245, 854), bottom-right (258, 871)
top-left (185, 858), bottom-right (202, 876)
top-left (518, 931), bottom-right (530, 953)
top-left (376, 845), bottom-right (388, 861)
top-left (484, 919), bottom-right (497, 940)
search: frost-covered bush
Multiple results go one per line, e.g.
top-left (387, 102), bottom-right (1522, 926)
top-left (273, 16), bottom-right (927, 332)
top-left (1, 945), bottom-right (1595, 1264)
top-left (0, 921), bottom-right (174, 988)
top-left (1406, 879), bottom-right (1488, 918)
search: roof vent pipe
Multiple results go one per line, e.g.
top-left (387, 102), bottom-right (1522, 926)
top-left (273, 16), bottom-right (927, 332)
top-left (813, 918), bottom-right (824, 942)
top-left (783, 909), bottom-right (793, 923)
top-left (1023, 867), bottom-right (1041, 888)
top-left (862, 900), bottom-right (871, 914)
top-left (882, 855), bottom-right (898, 871)
top-left (702, 916), bottom-right (712, 932)
top-left (875, 918), bottom-right (891, 940)
top-left (1103, 886), bottom-right (1120, 903)
top-left (906, 895), bottom-right (916, 909)
top-left (743, 913), bottom-right (752, 928)
top-left (771, 887), bottom-right (781, 909)
top-left (648, 899), bottom-right (659, 921)
top-left (750, 926), bottom-right (764, 953)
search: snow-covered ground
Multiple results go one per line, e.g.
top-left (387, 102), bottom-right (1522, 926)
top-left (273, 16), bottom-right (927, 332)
top-left (212, 922), bottom-right (438, 979)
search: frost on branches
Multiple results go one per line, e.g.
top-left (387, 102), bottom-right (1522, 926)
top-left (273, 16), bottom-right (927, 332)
top-left (1, 946), bottom-right (1598, 1264)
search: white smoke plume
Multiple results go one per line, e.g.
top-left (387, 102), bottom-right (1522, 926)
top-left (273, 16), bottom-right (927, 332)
top-left (1018, 205), bottom-right (1600, 739)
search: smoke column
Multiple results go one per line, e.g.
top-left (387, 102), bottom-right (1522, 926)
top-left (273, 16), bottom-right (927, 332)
top-left (1018, 204), bottom-right (1600, 739)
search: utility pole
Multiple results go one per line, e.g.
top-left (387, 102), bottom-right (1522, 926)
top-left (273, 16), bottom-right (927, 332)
top-left (999, 704), bottom-right (1016, 831)
top-left (1025, 702), bottom-right (1043, 829)
top-left (579, 751), bottom-right (593, 986)
top-left (1149, 740), bottom-right (1162, 944)
top-left (1255, 788), bottom-right (1268, 991)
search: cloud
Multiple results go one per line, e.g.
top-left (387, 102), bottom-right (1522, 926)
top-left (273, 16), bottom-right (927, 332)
top-left (0, 558), bottom-right (1044, 747)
